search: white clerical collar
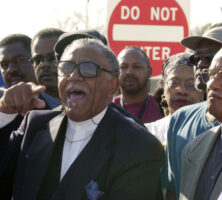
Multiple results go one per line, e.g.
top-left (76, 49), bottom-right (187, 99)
top-left (66, 107), bottom-right (108, 141)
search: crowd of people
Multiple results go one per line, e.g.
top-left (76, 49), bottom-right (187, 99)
top-left (0, 23), bottom-right (222, 200)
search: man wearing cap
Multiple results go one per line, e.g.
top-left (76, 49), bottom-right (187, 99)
top-left (0, 34), bottom-right (164, 200)
top-left (182, 25), bottom-right (222, 94)
top-left (162, 26), bottom-right (222, 198)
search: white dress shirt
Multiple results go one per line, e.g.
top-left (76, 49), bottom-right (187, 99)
top-left (0, 112), bottom-right (17, 128)
top-left (145, 115), bottom-right (171, 146)
top-left (60, 107), bottom-right (108, 180)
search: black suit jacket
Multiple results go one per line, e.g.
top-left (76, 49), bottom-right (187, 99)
top-left (0, 104), bottom-right (164, 200)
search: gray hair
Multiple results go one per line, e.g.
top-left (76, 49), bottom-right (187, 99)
top-left (63, 38), bottom-right (119, 77)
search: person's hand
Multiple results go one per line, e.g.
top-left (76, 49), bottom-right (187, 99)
top-left (0, 82), bottom-right (46, 114)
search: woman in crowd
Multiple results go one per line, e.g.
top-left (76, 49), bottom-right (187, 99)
top-left (145, 52), bottom-right (204, 145)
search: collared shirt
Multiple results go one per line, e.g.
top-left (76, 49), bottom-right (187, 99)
top-left (0, 112), bottom-right (17, 128)
top-left (145, 115), bottom-right (171, 146)
top-left (60, 107), bottom-right (108, 180)
top-left (194, 129), bottom-right (222, 200)
top-left (112, 94), bottom-right (162, 123)
top-left (40, 92), bottom-right (60, 109)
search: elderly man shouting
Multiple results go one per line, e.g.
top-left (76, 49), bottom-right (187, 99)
top-left (0, 33), bottom-right (164, 200)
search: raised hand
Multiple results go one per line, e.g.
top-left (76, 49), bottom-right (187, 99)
top-left (0, 82), bottom-right (46, 114)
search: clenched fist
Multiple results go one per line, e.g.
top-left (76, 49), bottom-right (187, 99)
top-left (0, 82), bottom-right (46, 114)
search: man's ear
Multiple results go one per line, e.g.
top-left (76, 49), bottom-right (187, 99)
top-left (107, 77), bottom-right (119, 98)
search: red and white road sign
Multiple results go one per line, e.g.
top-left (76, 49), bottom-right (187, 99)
top-left (107, 0), bottom-right (189, 76)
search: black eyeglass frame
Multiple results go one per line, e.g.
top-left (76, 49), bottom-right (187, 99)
top-left (56, 60), bottom-right (114, 78)
top-left (200, 68), bottom-right (222, 84)
top-left (189, 52), bottom-right (216, 66)
top-left (165, 79), bottom-right (196, 91)
top-left (199, 68), bottom-right (210, 84)
top-left (0, 56), bottom-right (30, 70)
top-left (29, 52), bottom-right (56, 67)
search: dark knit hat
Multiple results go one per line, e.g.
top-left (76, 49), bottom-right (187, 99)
top-left (162, 52), bottom-right (194, 78)
top-left (54, 30), bottom-right (108, 61)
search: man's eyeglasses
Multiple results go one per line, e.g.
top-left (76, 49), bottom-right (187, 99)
top-left (200, 69), bottom-right (222, 84)
top-left (166, 79), bottom-right (196, 91)
top-left (0, 56), bottom-right (30, 70)
top-left (56, 61), bottom-right (114, 78)
top-left (189, 52), bottom-right (216, 66)
top-left (29, 52), bottom-right (56, 67)
top-left (199, 68), bottom-right (210, 84)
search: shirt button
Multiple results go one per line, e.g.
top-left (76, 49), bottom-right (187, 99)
top-left (210, 175), bottom-right (215, 180)
top-left (25, 154), bottom-right (29, 158)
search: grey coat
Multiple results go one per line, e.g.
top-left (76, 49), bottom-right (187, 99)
top-left (180, 125), bottom-right (222, 200)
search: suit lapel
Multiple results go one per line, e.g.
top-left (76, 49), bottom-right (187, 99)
top-left (181, 126), bottom-right (221, 200)
top-left (51, 106), bottom-right (118, 200)
top-left (20, 112), bottom-right (66, 199)
top-left (210, 127), bottom-right (222, 200)
top-left (49, 112), bottom-right (66, 142)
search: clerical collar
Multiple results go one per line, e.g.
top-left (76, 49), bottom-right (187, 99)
top-left (67, 107), bottom-right (108, 135)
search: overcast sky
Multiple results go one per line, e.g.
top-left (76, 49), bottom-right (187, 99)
top-left (0, 0), bottom-right (221, 39)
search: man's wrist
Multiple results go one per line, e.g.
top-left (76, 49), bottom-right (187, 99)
top-left (0, 87), bottom-right (5, 98)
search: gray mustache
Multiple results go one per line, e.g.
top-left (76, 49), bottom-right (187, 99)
top-left (208, 90), bottom-right (222, 99)
top-left (65, 83), bottom-right (87, 93)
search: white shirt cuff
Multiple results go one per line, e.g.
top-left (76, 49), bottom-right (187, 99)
top-left (0, 112), bottom-right (18, 128)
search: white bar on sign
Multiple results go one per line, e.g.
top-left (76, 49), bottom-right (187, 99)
top-left (113, 24), bottom-right (184, 42)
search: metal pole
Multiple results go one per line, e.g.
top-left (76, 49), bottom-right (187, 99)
top-left (86, 0), bottom-right (90, 29)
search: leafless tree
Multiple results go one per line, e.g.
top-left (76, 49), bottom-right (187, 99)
top-left (48, 0), bottom-right (106, 34)
top-left (190, 23), bottom-right (212, 36)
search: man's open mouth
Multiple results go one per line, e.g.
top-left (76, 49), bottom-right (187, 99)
top-left (67, 87), bottom-right (86, 102)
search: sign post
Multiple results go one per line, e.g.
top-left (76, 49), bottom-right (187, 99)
top-left (107, 0), bottom-right (190, 76)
